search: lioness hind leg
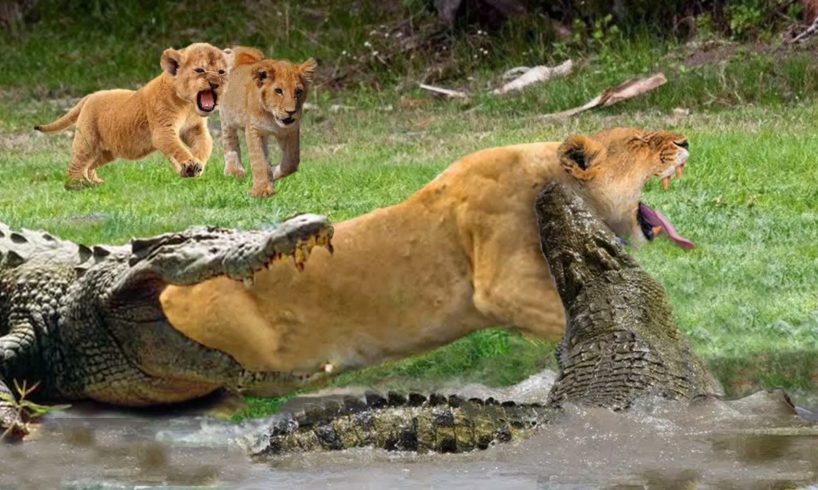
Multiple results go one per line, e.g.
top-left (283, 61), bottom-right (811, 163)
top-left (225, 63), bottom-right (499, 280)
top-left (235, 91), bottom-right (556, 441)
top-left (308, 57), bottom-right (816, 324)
top-left (221, 126), bottom-right (245, 179)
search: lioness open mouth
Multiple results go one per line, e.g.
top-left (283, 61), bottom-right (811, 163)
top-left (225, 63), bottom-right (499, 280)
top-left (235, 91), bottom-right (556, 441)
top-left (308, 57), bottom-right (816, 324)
top-left (637, 202), bottom-right (695, 249)
top-left (279, 117), bottom-right (295, 126)
top-left (197, 90), bottom-right (217, 113)
top-left (636, 146), bottom-right (694, 249)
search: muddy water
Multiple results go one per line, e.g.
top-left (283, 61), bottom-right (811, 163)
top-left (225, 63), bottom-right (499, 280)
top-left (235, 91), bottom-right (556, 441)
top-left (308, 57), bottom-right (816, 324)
top-left (2, 370), bottom-right (818, 489)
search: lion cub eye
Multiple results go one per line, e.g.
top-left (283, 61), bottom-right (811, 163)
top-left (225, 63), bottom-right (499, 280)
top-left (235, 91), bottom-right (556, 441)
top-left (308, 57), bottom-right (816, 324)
top-left (194, 68), bottom-right (206, 74)
top-left (295, 88), bottom-right (304, 98)
top-left (274, 88), bottom-right (284, 95)
top-left (218, 69), bottom-right (226, 75)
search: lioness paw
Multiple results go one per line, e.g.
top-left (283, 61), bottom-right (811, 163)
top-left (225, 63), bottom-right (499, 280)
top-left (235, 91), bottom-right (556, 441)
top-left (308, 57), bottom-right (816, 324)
top-left (180, 161), bottom-right (204, 178)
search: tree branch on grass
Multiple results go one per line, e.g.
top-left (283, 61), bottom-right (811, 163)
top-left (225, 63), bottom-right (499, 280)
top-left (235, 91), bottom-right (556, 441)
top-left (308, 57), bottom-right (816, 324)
top-left (541, 72), bottom-right (667, 120)
top-left (419, 59), bottom-right (573, 99)
top-left (788, 15), bottom-right (818, 43)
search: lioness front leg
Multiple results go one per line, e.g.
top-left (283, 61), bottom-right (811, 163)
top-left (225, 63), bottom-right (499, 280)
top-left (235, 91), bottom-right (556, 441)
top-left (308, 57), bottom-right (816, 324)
top-left (152, 126), bottom-right (203, 178)
top-left (472, 242), bottom-right (566, 342)
top-left (246, 126), bottom-right (275, 197)
top-left (182, 122), bottom-right (213, 174)
top-left (272, 129), bottom-right (301, 181)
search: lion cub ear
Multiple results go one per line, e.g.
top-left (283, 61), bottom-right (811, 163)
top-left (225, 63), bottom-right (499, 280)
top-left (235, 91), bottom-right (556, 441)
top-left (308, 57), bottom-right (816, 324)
top-left (161, 48), bottom-right (183, 76)
top-left (253, 67), bottom-right (271, 88)
top-left (558, 135), bottom-right (605, 181)
top-left (300, 58), bottom-right (318, 85)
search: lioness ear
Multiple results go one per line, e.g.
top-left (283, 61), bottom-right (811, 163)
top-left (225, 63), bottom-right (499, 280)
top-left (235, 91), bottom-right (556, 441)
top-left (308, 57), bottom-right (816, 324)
top-left (161, 48), bottom-right (183, 76)
top-left (558, 135), bottom-right (605, 181)
top-left (253, 68), bottom-right (270, 88)
top-left (300, 58), bottom-right (317, 85)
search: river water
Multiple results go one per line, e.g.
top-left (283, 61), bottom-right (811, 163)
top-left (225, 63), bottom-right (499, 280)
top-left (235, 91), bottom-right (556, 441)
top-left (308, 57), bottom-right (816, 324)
top-left (2, 370), bottom-right (817, 489)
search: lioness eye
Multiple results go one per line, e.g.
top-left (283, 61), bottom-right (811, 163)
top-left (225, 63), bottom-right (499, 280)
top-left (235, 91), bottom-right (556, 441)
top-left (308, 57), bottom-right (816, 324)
top-left (194, 68), bottom-right (205, 74)
top-left (274, 88), bottom-right (283, 95)
top-left (218, 69), bottom-right (226, 75)
top-left (295, 88), bottom-right (303, 98)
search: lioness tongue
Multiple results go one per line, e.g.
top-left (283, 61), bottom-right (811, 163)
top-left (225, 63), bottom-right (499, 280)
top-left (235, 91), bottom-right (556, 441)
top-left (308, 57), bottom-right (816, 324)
top-left (638, 203), bottom-right (695, 250)
top-left (200, 91), bottom-right (215, 110)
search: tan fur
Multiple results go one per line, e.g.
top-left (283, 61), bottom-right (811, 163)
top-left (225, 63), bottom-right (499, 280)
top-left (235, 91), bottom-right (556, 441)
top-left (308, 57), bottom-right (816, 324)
top-left (159, 128), bottom-right (689, 375)
top-left (219, 46), bottom-right (317, 197)
top-left (35, 43), bottom-right (229, 189)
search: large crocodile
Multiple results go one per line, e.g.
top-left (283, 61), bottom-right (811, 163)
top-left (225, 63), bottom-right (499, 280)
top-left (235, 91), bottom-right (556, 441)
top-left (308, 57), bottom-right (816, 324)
top-left (247, 183), bottom-right (722, 455)
top-left (0, 214), bottom-right (333, 438)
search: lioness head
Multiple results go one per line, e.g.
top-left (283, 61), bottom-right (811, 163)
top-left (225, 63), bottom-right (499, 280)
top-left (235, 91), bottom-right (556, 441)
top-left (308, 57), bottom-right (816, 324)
top-left (558, 128), bottom-right (692, 248)
top-left (250, 58), bottom-right (317, 128)
top-left (161, 42), bottom-right (229, 117)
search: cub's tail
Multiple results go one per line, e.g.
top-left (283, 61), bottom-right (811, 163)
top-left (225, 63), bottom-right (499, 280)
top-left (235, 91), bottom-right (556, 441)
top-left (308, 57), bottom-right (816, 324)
top-left (34, 96), bottom-right (88, 133)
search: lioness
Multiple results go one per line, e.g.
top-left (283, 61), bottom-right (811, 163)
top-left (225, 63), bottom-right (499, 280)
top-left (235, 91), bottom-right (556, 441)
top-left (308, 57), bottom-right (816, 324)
top-left (35, 43), bottom-right (229, 189)
top-left (159, 128), bottom-right (692, 378)
top-left (219, 47), bottom-right (317, 197)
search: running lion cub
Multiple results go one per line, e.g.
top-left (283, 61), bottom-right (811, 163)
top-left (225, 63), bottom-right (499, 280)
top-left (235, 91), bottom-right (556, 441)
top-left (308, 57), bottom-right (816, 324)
top-left (35, 42), bottom-right (229, 190)
top-left (220, 47), bottom-right (317, 197)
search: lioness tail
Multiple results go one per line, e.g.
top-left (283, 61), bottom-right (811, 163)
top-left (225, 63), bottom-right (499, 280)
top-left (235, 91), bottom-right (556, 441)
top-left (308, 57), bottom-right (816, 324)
top-left (34, 96), bottom-right (88, 133)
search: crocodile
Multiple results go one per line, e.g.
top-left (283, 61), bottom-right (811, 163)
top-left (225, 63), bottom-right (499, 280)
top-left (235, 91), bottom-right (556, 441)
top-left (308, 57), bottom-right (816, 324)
top-left (247, 183), bottom-right (722, 455)
top-left (0, 214), bottom-right (333, 438)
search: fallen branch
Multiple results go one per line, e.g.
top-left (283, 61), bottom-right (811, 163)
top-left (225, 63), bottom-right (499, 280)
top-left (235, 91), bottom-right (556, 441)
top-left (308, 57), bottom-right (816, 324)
top-left (541, 72), bottom-right (667, 120)
top-left (493, 60), bottom-right (573, 95)
top-left (788, 15), bottom-right (818, 43)
top-left (419, 83), bottom-right (469, 99)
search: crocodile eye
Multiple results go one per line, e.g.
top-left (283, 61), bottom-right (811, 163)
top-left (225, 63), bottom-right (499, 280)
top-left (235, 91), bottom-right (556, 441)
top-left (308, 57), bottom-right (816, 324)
top-left (194, 68), bottom-right (205, 74)
top-left (274, 88), bottom-right (283, 95)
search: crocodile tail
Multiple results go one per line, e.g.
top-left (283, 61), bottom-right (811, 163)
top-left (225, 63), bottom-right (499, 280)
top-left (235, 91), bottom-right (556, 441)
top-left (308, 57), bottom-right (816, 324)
top-left (251, 392), bottom-right (552, 455)
top-left (34, 96), bottom-right (88, 133)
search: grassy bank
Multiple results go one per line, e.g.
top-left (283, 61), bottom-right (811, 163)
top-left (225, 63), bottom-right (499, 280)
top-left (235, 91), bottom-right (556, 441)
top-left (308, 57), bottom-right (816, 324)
top-left (1, 3), bottom-right (817, 418)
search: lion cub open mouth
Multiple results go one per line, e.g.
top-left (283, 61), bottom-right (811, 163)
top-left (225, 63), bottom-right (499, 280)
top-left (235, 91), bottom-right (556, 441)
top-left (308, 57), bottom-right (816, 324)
top-left (197, 90), bottom-right (217, 113)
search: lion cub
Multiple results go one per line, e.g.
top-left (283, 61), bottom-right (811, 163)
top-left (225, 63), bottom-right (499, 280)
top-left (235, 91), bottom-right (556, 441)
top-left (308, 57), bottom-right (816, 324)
top-left (220, 47), bottom-right (317, 197)
top-left (35, 42), bottom-right (229, 190)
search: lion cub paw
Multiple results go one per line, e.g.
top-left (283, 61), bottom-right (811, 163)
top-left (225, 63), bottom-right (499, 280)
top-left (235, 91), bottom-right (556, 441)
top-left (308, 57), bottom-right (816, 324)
top-left (179, 161), bottom-right (204, 178)
top-left (64, 177), bottom-right (93, 191)
top-left (249, 182), bottom-right (275, 198)
top-left (224, 164), bottom-right (246, 179)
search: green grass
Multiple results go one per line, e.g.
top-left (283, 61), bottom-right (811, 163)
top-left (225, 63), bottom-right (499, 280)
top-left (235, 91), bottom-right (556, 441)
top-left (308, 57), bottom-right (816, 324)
top-left (2, 2), bottom-right (818, 419)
